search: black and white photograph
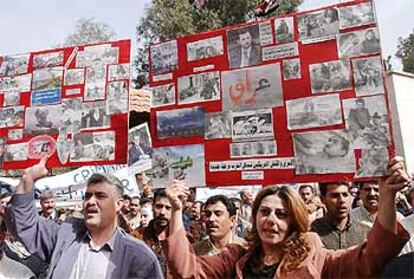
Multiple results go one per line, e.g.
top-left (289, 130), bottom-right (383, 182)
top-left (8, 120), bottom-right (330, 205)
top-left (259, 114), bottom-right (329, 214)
top-left (8, 129), bottom-right (23, 141)
top-left (156, 106), bottom-right (204, 140)
top-left (64, 68), bottom-right (85, 86)
top-left (76, 45), bottom-right (119, 68)
top-left (297, 8), bottom-right (339, 43)
top-left (292, 130), bottom-right (356, 174)
top-left (0, 73), bottom-right (32, 93)
top-left (222, 63), bottom-right (283, 111)
top-left (0, 53), bottom-right (30, 77)
top-left (352, 55), bottom-right (384, 96)
top-left (151, 83), bottom-right (175, 108)
top-left (25, 105), bottom-right (61, 136)
top-left (150, 40), bottom-right (178, 75)
top-left (338, 1), bottom-right (376, 30)
top-left (60, 97), bottom-right (82, 134)
top-left (106, 80), bottom-right (129, 114)
top-left (0, 105), bottom-right (24, 128)
top-left (81, 101), bottom-right (110, 130)
top-left (33, 51), bottom-right (64, 69)
top-left (275, 17), bottom-right (294, 44)
top-left (57, 133), bottom-right (73, 164)
top-left (342, 95), bottom-right (390, 149)
top-left (337, 27), bottom-right (381, 58)
top-left (32, 67), bottom-right (63, 91)
top-left (84, 81), bottom-right (106, 101)
top-left (283, 58), bottom-right (301, 80)
top-left (4, 142), bottom-right (28, 162)
top-left (128, 123), bottom-right (152, 167)
top-left (187, 36), bottom-right (224, 61)
top-left (204, 111), bottom-right (231, 140)
top-left (85, 65), bottom-right (107, 84)
top-left (70, 131), bottom-right (115, 162)
top-left (355, 148), bottom-right (389, 178)
top-left (177, 71), bottom-right (220, 105)
top-left (27, 135), bottom-right (56, 159)
top-left (231, 109), bottom-right (274, 142)
top-left (230, 140), bottom-right (277, 158)
top-left (227, 24), bottom-right (262, 69)
top-left (108, 63), bottom-right (130, 81)
top-left (3, 91), bottom-right (20, 106)
top-left (310, 59), bottom-right (352, 93)
top-left (286, 94), bottom-right (343, 130)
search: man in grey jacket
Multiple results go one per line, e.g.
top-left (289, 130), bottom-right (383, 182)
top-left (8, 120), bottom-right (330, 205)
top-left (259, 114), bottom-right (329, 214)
top-left (7, 157), bottom-right (163, 279)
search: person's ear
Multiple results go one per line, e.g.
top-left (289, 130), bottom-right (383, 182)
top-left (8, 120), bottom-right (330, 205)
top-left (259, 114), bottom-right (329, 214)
top-left (115, 199), bottom-right (124, 213)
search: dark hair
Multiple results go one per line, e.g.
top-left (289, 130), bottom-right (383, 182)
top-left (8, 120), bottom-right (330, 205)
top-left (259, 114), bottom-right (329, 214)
top-left (139, 197), bottom-right (153, 207)
top-left (298, 184), bottom-right (314, 194)
top-left (122, 194), bottom-right (131, 201)
top-left (0, 192), bottom-right (12, 200)
top-left (87, 173), bottom-right (124, 198)
top-left (153, 189), bottom-right (168, 203)
top-left (358, 180), bottom-right (380, 190)
top-left (229, 197), bottom-right (242, 206)
top-left (205, 195), bottom-right (236, 217)
top-left (318, 182), bottom-right (350, 197)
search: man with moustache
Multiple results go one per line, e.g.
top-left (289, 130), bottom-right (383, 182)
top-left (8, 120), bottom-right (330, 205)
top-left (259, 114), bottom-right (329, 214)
top-left (38, 190), bottom-right (57, 220)
top-left (311, 182), bottom-right (371, 250)
top-left (193, 195), bottom-right (246, 256)
top-left (7, 157), bottom-right (163, 278)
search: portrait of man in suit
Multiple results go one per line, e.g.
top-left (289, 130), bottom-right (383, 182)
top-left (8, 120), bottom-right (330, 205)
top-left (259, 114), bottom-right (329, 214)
top-left (227, 25), bottom-right (262, 69)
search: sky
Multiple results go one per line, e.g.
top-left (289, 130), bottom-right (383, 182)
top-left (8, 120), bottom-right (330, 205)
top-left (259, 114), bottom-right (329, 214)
top-left (0, 0), bottom-right (413, 69)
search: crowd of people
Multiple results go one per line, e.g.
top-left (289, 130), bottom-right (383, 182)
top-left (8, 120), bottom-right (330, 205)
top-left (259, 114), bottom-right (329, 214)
top-left (0, 156), bottom-right (413, 278)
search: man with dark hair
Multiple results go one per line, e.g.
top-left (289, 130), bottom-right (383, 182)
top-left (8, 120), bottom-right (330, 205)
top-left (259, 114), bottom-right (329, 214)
top-left (121, 194), bottom-right (131, 215)
top-left (348, 98), bottom-right (370, 137)
top-left (298, 184), bottom-right (315, 204)
top-left (229, 197), bottom-right (250, 238)
top-left (39, 190), bottom-right (56, 220)
top-left (188, 201), bottom-right (205, 243)
top-left (7, 157), bottom-right (162, 278)
top-left (126, 196), bottom-right (141, 230)
top-left (192, 195), bottom-right (246, 255)
top-left (311, 182), bottom-right (371, 250)
top-left (229, 28), bottom-right (261, 69)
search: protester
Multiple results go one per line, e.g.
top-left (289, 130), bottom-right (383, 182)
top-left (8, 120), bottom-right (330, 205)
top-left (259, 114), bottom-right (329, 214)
top-left (164, 156), bottom-right (410, 278)
top-left (192, 195), bottom-right (245, 256)
top-left (126, 196), bottom-right (141, 230)
top-left (298, 184), bottom-right (315, 204)
top-left (239, 189), bottom-right (253, 224)
top-left (7, 157), bottom-right (163, 278)
top-left (311, 182), bottom-right (371, 250)
top-left (39, 190), bottom-right (57, 220)
top-left (121, 194), bottom-right (131, 215)
top-left (188, 200), bottom-right (206, 243)
top-left (229, 197), bottom-right (250, 238)
top-left (140, 207), bottom-right (152, 229)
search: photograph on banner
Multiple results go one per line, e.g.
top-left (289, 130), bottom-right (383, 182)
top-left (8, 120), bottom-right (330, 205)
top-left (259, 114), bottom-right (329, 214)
top-left (108, 63), bottom-right (130, 81)
top-left (262, 42), bottom-right (299, 61)
top-left (76, 45), bottom-right (119, 68)
top-left (286, 94), bottom-right (343, 130)
top-left (128, 122), bottom-right (152, 168)
top-left (85, 65), bottom-right (107, 84)
top-left (342, 95), bottom-right (390, 149)
top-left (150, 40), bottom-right (178, 75)
top-left (81, 101), bottom-right (110, 130)
top-left (156, 106), bottom-right (204, 139)
top-left (274, 17), bottom-right (294, 44)
top-left (8, 129), bottom-right (23, 141)
top-left (150, 83), bottom-right (175, 108)
top-left (338, 1), bottom-right (376, 30)
top-left (227, 24), bottom-right (262, 69)
top-left (177, 71), bottom-right (220, 105)
top-left (0, 74), bottom-right (32, 93)
top-left (355, 148), bottom-right (389, 178)
top-left (231, 109), bottom-right (274, 142)
top-left (57, 132), bottom-right (73, 165)
top-left (297, 7), bottom-right (339, 43)
top-left (0, 106), bottom-right (24, 128)
top-left (4, 91), bottom-right (20, 106)
top-left (60, 97), bottom-right (82, 134)
top-left (352, 55), bottom-right (384, 96)
top-left (204, 111), bottom-right (232, 140)
top-left (31, 89), bottom-right (62, 106)
top-left (230, 140), bottom-right (277, 158)
top-left (283, 58), bottom-right (301, 80)
top-left (33, 51), bottom-right (64, 69)
top-left (0, 53), bottom-right (30, 77)
top-left (4, 142), bottom-right (28, 162)
top-left (27, 135), bottom-right (56, 159)
top-left (106, 80), bottom-right (129, 114)
top-left (292, 130), bottom-right (356, 174)
top-left (259, 20), bottom-right (274, 46)
top-left (84, 81), bottom-right (106, 101)
top-left (337, 27), bottom-right (381, 58)
top-left (310, 59), bottom-right (352, 94)
top-left (32, 67), bottom-right (63, 91)
top-left (222, 63), bottom-right (283, 112)
top-left (147, 144), bottom-right (205, 188)
top-left (187, 36), bottom-right (224, 61)
top-left (25, 105), bottom-right (61, 136)
top-left (64, 68), bottom-right (85, 86)
top-left (71, 131), bottom-right (115, 162)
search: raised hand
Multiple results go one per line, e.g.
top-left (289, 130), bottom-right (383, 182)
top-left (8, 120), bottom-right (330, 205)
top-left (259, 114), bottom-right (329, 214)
top-left (17, 156), bottom-right (50, 194)
top-left (166, 180), bottom-right (190, 211)
top-left (381, 156), bottom-right (411, 193)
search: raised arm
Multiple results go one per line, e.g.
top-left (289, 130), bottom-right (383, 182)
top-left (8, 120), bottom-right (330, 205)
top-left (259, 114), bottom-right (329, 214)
top-left (164, 180), bottom-right (243, 279)
top-left (6, 156), bottom-right (61, 263)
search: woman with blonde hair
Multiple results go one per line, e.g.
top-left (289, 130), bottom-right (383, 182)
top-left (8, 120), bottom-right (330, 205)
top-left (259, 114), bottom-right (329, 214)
top-left (164, 157), bottom-right (410, 278)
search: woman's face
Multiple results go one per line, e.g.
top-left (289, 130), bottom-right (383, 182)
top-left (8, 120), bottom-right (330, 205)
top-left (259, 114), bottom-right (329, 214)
top-left (256, 194), bottom-right (291, 248)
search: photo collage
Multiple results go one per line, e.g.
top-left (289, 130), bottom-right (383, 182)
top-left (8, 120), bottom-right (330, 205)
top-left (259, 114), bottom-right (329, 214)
top-left (148, 0), bottom-right (390, 186)
top-left (0, 40), bottom-right (131, 169)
